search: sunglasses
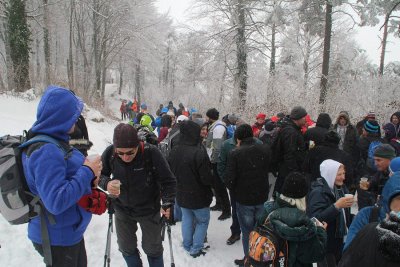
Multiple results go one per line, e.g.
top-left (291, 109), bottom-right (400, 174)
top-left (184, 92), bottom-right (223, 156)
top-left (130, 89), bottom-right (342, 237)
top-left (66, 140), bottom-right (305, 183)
top-left (116, 149), bottom-right (136, 156)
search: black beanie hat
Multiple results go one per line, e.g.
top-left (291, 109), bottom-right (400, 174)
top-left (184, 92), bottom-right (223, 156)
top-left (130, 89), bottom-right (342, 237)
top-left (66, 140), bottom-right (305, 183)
top-left (281, 172), bottom-right (309, 199)
top-left (113, 123), bottom-right (139, 148)
top-left (290, 106), bottom-right (307, 120)
top-left (206, 108), bottom-right (219, 120)
top-left (324, 131), bottom-right (340, 145)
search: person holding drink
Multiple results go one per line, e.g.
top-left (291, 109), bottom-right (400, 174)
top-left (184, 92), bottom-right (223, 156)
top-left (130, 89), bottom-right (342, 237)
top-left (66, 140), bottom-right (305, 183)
top-left (98, 123), bottom-right (176, 267)
top-left (307, 159), bottom-right (353, 267)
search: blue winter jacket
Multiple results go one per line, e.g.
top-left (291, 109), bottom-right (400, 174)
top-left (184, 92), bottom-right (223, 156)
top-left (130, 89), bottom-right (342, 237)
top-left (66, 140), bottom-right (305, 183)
top-left (343, 172), bottom-right (400, 251)
top-left (22, 86), bottom-right (94, 246)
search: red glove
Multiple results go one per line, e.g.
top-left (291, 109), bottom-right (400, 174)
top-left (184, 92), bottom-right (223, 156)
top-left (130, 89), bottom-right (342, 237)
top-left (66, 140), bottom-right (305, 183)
top-left (78, 189), bottom-right (107, 215)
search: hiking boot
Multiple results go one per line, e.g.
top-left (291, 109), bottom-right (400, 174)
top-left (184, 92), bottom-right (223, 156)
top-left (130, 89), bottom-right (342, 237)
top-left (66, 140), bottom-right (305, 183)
top-left (226, 234), bottom-right (240, 245)
top-left (210, 204), bottom-right (222, 211)
top-left (218, 211), bottom-right (231, 221)
top-left (190, 250), bottom-right (206, 258)
top-left (234, 257), bottom-right (245, 266)
top-left (203, 242), bottom-right (210, 250)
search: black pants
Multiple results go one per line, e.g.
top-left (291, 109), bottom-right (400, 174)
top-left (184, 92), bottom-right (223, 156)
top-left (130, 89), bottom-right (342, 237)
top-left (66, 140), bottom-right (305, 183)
top-left (212, 163), bottom-right (231, 214)
top-left (33, 239), bottom-right (87, 267)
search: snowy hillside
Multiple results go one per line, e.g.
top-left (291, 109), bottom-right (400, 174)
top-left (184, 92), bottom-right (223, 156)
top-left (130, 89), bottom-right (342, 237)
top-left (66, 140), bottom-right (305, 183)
top-left (0, 86), bottom-right (242, 267)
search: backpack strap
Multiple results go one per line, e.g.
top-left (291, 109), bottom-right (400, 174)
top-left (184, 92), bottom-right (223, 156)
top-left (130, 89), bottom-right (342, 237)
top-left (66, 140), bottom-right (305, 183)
top-left (167, 130), bottom-right (180, 151)
top-left (369, 205), bottom-right (381, 223)
top-left (142, 143), bottom-right (159, 186)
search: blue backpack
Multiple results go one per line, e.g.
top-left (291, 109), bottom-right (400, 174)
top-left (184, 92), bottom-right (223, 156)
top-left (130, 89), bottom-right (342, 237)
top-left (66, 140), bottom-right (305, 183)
top-left (367, 141), bottom-right (382, 171)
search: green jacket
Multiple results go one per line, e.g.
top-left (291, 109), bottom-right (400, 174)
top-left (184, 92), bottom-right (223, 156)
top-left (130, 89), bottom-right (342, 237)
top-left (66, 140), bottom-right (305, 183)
top-left (258, 198), bottom-right (327, 267)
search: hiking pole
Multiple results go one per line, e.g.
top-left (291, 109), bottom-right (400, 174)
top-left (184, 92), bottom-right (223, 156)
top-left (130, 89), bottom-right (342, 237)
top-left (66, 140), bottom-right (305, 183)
top-left (104, 199), bottom-right (114, 267)
top-left (161, 203), bottom-right (175, 267)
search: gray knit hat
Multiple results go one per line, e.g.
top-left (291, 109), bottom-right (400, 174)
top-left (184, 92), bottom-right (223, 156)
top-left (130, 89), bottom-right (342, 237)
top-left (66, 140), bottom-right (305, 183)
top-left (374, 144), bottom-right (396, 159)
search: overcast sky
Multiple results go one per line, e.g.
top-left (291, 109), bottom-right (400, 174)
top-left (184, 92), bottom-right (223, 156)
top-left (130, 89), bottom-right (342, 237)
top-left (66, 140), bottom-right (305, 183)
top-left (155, 0), bottom-right (400, 65)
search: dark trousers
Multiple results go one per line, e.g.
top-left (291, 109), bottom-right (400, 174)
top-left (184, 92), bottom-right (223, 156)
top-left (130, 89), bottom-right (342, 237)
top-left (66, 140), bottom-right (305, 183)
top-left (33, 239), bottom-right (87, 267)
top-left (212, 163), bottom-right (231, 214)
top-left (229, 189), bottom-right (241, 235)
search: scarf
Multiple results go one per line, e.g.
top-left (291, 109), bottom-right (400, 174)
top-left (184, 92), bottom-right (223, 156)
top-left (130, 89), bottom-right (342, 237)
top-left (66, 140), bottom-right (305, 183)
top-left (337, 125), bottom-right (347, 150)
top-left (334, 186), bottom-right (348, 238)
top-left (279, 194), bottom-right (306, 211)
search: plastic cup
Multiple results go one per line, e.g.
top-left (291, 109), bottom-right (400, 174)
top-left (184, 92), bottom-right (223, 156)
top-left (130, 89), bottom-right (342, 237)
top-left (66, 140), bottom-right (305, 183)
top-left (345, 194), bottom-right (353, 198)
top-left (360, 177), bottom-right (368, 183)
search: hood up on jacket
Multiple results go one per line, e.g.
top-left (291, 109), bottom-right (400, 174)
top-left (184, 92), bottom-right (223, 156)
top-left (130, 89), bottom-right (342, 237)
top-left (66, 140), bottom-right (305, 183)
top-left (31, 86), bottom-right (83, 142)
top-left (316, 113), bottom-right (332, 129)
top-left (390, 112), bottom-right (400, 124)
top-left (381, 173), bottom-right (400, 215)
top-left (320, 159), bottom-right (342, 190)
top-left (376, 211), bottom-right (400, 262)
top-left (180, 120), bottom-right (201, 146)
top-left (336, 111), bottom-right (350, 125)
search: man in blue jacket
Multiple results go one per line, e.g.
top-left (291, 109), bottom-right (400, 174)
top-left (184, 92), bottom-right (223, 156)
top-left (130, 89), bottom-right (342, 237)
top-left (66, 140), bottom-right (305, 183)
top-left (22, 86), bottom-right (102, 266)
top-left (344, 156), bottom-right (400, 251)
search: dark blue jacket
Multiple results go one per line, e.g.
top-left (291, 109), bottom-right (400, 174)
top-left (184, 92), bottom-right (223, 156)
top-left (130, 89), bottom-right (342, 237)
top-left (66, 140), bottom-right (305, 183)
top-left (22, 86), bottom-right (94, 246)
top-left (343, 172), bottom-right (400, 251)
top-left (307, 178), bottom-right (351, 254)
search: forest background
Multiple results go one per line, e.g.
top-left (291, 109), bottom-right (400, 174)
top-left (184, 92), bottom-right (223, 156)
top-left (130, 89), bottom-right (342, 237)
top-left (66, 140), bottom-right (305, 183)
top-left (1, 0), bottom-right (400, 122)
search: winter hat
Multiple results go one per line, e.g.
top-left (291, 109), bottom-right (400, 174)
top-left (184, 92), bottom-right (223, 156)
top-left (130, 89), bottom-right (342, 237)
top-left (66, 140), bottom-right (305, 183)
top-left (193, 118), bottom-right (206, 127)
top-left (264, 121), bottom-right (275, 132)
top-left (374, 144), bottom-right (396, 159)
top-left (113, 123), bottom-right (139, 148)
top-left (140, 114), bottom-right (152, 126)
top-left (177, 115), bottom-right (189, 123)
top-left (160, 107), bottom-right (169, 114)
top-left (316, 113), bottom-right (332, 129)
top-left (256, 113), bottom-right (266, 120)
top-left (277, 112), bottom-right (285, 119)
top-left (206, 108), bottom-right (219, 121)
top-left (324, 131), bottom-right (341, 145)
top-left (364, 120), bottom-right (380, 133)
top-left (179, 103), bottom-right (184, 108)
top-left (367, 111), bottom-right (376, 119)
top-left (228, 113), bottom-right (239, 125)
top-left (320, 159), bottom-right (342, 190)
top-left (281, 172), bottom-right (309, 199)
top-left (290, 106), bottom-right (307, 120)
top-left (389, 157), bottom-right (400, 173)
top-left (140, 103), bottom-right (147, 110)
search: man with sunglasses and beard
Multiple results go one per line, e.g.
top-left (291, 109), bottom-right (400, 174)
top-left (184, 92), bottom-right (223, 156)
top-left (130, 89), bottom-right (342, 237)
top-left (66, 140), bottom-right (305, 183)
top-left (98, 123), bottom-right (176, 267)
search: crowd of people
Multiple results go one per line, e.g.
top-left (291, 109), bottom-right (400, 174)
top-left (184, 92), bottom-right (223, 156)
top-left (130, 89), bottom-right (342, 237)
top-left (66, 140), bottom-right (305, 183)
top-left (18, 85), bottom-right (400, 267)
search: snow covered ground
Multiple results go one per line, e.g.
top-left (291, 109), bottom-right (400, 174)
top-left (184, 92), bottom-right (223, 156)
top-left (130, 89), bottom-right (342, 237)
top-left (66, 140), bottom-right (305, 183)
top-left (0, 86), bottom-right (243, 266)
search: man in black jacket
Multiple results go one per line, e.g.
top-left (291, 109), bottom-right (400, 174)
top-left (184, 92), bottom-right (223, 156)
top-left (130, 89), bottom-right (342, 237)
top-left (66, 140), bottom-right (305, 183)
top-left (168, 120), bottom-right (214, 257)
top-left (224, 124), bottom-right (271, 266)
top-left (274, 106), bottom-right (307, 194)
top-left (99, 123), bottom-right (176, 267)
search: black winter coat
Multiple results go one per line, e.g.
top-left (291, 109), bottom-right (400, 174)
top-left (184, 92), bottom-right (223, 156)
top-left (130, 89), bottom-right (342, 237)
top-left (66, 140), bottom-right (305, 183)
top-left (307, 178), bottom-right (351, 254)
top-left (168, 121), bottom-right (214, 209)
top-left (302, 143), bottom-right (354, 187)
top-left (223, 137), bottom-right (271, 205)
top-left (304, 113), bottom-right (331, 147)
top-left (276, 120), bottom-right (306, 178)
top-left (338, 215), bottom-right (400, 267)
top-left (99, 143), bottom-right (176, 217)
top-left (333, 123), bottom-right (359, 164)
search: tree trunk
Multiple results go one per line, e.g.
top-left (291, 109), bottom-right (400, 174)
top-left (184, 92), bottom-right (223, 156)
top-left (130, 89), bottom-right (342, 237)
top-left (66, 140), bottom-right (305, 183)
top-left (303, 30), bottom-right (311, 92)
top-left (270, 23), bottom-right (276, 74)
top-left (236, 0), bottom-right (248, 111)
top-left (43, 0), bottom-right (51, 86)
top-left (318, 2), bottom-right (332, 112)
top-left (67, 0), bottom-right (75, 90)
top-left (219, 61), bottom-right (227, 105)
top-left (1, 17), bottom-right (13, 90)
top-left (379, 13), bottom-right (389, 76)
top-left (93, 0), bottom-right (101, 98)
top-left (135, 59), bottom-right (141, 105)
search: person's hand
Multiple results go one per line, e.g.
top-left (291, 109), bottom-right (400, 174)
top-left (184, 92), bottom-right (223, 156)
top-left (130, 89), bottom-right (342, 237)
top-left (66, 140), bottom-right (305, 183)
top-left (359, 181), bottom-right (370, 190)
top-left (161, 207), bottom-right (171, 220)
top-left (84, 155), bottom-right (102, 177)
top-left (335, 196), bottom-right (353, 209)
top-left (321, 222), bottom-right (328, 230)
top-left (107, 180), bottom-right (121, 197)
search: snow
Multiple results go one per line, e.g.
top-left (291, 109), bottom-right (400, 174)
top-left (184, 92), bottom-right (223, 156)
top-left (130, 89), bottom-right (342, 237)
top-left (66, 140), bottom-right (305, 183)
top-left (0, 86), bottom-right (243, 266)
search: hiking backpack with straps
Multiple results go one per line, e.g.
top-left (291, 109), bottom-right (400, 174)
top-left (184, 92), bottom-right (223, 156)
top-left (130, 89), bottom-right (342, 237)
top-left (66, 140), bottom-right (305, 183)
top-left (0, 134), bottom-right (71, 266)
top-left (247, 218), bottom-right (289, 267)
top-left (158, 130), bottom-right (180, 159)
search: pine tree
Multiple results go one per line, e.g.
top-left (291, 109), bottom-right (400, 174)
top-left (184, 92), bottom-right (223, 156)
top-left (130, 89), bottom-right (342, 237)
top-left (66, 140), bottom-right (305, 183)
top-left (6, 0), bottom-right (31, 91)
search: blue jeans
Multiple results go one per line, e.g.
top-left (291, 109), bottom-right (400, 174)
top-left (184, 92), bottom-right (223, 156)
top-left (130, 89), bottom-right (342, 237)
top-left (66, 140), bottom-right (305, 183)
top-left (174, 200), bottom-right (182, 222)
top-left (236, 202), bottom-right (264, 257)
top-left (181, 207), bottom-right (210, 255)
